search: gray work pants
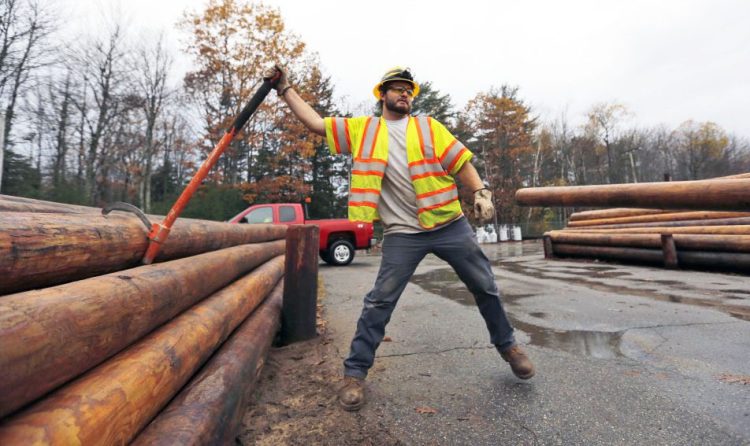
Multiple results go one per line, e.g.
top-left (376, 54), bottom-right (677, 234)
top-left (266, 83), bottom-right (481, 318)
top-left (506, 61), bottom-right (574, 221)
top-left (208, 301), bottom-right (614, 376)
top-left (344, 217), bottom-right (516, 379)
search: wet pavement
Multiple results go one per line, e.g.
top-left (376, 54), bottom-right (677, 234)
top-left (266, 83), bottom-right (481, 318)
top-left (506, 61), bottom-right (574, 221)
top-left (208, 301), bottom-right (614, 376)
top-left (319, 240), bottom-right (750, 445)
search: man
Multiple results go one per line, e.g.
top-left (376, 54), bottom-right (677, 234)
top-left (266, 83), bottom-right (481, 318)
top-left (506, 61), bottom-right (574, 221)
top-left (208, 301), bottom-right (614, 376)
top-left (271, 66), bottom-right (535, 411)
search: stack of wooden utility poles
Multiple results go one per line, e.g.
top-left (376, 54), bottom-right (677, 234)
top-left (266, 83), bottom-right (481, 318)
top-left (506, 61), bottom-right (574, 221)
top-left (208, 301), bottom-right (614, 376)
top-left (0, 196), bottom-right (319, 444)
top-left (515, 175), bottom-right (750, 272)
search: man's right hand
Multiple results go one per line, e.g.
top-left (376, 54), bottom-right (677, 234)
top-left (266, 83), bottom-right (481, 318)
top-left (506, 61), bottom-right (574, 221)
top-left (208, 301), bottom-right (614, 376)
top-left (474, 189), bottom-right (495, 224)
top-left (265, 65), bottom-right (288, 92)
top-left (264, 64), bottom-right (325, 136)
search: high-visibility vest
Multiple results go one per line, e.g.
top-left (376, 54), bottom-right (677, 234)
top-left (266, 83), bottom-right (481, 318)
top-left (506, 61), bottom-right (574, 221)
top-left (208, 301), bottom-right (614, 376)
top-left (324, 116), bottom-right (473, 229)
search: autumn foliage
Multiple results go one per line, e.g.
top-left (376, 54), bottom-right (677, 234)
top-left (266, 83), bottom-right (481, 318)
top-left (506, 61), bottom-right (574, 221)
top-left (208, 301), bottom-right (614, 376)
top-left (463, 86), bottom-right (536, 225)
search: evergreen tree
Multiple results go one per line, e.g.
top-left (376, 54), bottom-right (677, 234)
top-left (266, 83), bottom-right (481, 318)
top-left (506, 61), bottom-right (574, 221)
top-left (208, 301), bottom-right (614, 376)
top-left (303, 66), bottom-right (348, 219)
top-left (1, 149), bottom-right (41, 197)
top-left (411, 81), bottom-right (457, 132)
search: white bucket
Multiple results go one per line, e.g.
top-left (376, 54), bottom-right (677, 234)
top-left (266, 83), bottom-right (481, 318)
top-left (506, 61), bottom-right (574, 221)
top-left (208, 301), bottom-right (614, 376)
top-left (475, 227), bottom-right (487, 244)
top-left (499, 225), bottom-right (509, 241)
top-left (511, 226), bottom-right (522, 241)
top-left (488, 229), bottom-right (498, 243)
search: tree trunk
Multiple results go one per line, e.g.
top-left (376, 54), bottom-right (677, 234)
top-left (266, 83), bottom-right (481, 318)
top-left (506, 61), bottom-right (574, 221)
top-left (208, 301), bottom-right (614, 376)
top-left (53, 72), bottom-right (73, 186)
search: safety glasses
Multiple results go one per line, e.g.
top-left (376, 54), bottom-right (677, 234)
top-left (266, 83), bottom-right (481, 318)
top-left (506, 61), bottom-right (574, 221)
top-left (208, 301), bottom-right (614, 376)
top-left (388, 86), bottom-right (414, 97)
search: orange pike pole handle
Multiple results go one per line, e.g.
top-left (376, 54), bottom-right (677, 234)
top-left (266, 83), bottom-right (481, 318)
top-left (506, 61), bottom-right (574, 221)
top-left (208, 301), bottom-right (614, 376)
top-left (141, 70), bottom-right (281, 265)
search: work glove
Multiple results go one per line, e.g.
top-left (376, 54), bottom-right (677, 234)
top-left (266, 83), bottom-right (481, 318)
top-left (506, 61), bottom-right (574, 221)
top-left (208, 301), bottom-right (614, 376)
top-left (474, 188), bottom-right (495, 224)
top-left (264, 64), bottom-right (288, 92)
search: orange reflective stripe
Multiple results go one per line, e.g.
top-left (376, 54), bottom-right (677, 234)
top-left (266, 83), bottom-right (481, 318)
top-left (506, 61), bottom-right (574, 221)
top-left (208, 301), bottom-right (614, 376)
top-left (351, 187), bottom-right (381, 194)
top-left (446, 148), bottom-right (468, 173)
top-left (427, 117), bottom-right (436, 159)
top-left (411, 171), bottom-right (448, 180)
top-left (416, 184), bottom-right (459, 208)
top-left (415, 116), bottom-right (434, 160)
top-left (409, 160), bottom-right (443, 174)
top-left (330, 118), bottom-right (352, 154)
top-left (344, 120), bottom-right (352, 152)
top-left (408, 159), bottom-right (428, 167)
top-left (352, 170), bottom-right (385, 177)
top-left (368, 120), bottom-right (381, 159)
top-left (332, 118), bottom-right (342, 154)
top-left (416, 184), bottom-right (456, 199)
top-left (353, 158), bottom-right (387, 179)
top-left (349, 201), bottom-right (379, 208)
top-left (414, 117), bottom-right (426, 159)
top-left (439, 139), bottom-right (458, 162)
top-left (358, 117), bottom-right (381, 160)
top-left (357, 117), bottom-right (371, 158)
top-left (354, 158), bottom-right (387, 165)
top-left (417, 196), bottom-right (459, 214)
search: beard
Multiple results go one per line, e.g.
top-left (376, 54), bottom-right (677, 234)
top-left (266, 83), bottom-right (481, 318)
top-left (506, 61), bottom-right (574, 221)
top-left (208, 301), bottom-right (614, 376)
top-left (383, 96), bottom-right (411, 115)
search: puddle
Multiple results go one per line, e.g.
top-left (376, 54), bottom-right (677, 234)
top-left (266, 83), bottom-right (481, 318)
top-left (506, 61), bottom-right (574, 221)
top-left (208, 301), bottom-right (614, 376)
top-left (651, 280), bottom-right (685, 286)
top-left (496, 260), bottom-right (750, 322)
top-left (724, 295), bottom-right (747, 300)
top-left (513, 320), bottom-right (624, 359)
top-left (574, 266), bottom-right (620, 271)
top-left (411, 268), bottom-right (624, 358)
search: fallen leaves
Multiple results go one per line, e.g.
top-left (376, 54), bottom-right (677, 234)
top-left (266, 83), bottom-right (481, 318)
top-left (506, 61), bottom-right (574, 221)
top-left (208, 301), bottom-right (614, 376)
top-left (415, 406), bottom-right (438, 415)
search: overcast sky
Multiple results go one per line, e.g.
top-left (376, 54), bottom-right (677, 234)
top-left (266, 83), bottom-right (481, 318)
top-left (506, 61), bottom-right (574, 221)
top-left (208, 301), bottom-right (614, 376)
top-left (64, 0), bottom-right (750, 138)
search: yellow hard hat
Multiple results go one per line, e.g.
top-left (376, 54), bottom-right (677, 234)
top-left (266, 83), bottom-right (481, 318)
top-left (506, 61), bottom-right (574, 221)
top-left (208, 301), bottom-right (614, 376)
top-left (372, 67), bottom-right (420, 100)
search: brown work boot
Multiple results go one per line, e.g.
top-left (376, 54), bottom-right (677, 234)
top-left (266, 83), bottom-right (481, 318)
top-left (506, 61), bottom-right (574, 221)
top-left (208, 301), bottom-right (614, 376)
top-left (338, 376), bottom-right (366, 411)
top-left (500, 345), bottom-right (535, 379)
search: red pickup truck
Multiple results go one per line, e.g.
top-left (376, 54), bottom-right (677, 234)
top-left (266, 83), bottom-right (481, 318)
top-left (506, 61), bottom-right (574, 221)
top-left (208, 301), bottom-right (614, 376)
top-left (228, 203), bottom-right (375, 266)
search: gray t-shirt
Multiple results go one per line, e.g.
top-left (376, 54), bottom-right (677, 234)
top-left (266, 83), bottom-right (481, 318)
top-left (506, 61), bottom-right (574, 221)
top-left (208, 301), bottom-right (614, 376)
top-left (379, 117), bottom-right (424, 235)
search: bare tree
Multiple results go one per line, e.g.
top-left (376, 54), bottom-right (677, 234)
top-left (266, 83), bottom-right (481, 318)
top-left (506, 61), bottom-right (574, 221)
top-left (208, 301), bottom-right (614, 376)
top-left (73, 22), bottom-right (128, 202)
top-left (133, 32), bottom-right (172, 212)
top-left (585, 102), bottom-right (631, 183)
top-left (546, 109), bottom-right (575, 184)
top-left (634, 125), bottom-right (675, 182)
top-left (724, 134), bottom-right (750, 175)
top-left (674, 120), bottom-right (729, 180)
top-left (50, 69), bottom-right (74, 187)
top-left (0, 0), bottom-right (55, 152)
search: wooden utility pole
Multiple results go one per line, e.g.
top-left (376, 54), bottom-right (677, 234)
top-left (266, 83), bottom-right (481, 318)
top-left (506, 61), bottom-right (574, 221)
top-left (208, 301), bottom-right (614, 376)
top-left (281, 224), bottom-right (320, 344)
top-left (516, 179), bottom-right (750, 211)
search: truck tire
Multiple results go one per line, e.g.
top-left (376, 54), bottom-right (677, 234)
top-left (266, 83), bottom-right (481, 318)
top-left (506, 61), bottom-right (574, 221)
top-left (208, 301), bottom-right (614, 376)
top-left (320, 250), bottom-right (331, 263)
top-left (327, 240), bottom-right (355, 266)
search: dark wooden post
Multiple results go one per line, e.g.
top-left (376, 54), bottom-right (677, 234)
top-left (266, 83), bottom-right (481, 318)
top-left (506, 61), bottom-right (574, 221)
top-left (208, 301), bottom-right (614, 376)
top-left (661, 234), bottom-right (679, 268)
top-left (543, 235), bottom-right (555, 259)
top-left (281, 224), bottom-right (319, 344)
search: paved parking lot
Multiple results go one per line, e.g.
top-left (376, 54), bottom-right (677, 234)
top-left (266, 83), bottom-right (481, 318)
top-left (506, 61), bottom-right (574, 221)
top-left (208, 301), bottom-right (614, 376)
top-left (320, 240), bottom-right (750, 445)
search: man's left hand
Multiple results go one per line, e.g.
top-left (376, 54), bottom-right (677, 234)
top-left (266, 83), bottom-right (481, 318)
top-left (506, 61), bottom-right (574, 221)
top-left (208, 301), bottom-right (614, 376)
top-left (474, 189), bottom-right (495, 224)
